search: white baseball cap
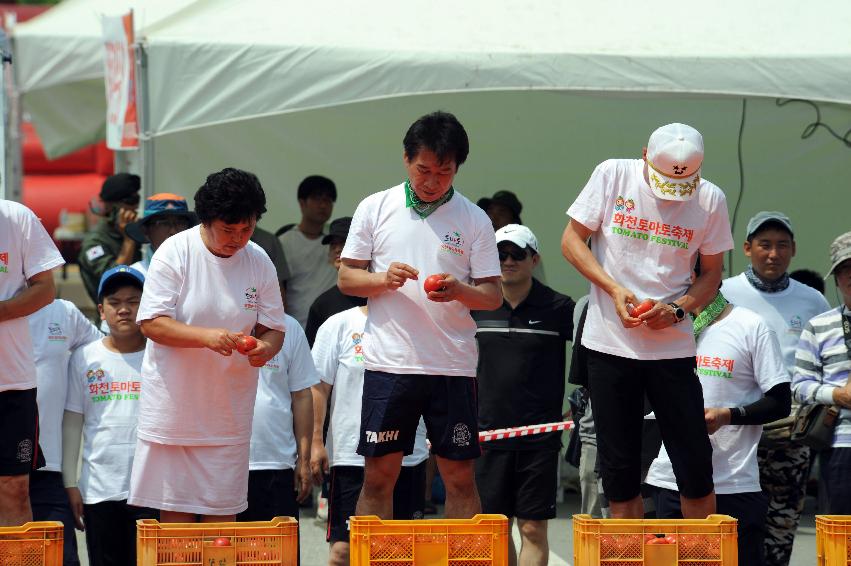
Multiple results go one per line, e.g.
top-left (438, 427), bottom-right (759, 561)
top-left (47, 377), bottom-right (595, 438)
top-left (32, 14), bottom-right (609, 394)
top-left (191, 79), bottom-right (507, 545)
top-left (495, 224), bottom-right (539, 254)
top-left (645, 123), bottom-right (704, 202)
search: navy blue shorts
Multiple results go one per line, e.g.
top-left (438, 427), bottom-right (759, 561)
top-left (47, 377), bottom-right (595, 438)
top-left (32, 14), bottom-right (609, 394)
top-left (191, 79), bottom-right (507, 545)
top-left (357, 370), bottom-right (480, 460)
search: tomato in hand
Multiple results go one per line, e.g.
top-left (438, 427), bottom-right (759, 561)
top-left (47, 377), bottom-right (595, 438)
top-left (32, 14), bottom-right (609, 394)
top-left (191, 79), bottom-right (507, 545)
top-left (236, 335), bottom-right (258, 355)
top-left (423, 274), bottom-right (445, 293)
top-left (631, 299), bottom-right (654, 317)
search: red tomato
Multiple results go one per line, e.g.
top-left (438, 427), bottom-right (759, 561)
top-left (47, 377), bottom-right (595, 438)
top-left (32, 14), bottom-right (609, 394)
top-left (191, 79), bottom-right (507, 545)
top-left (236, 335), bottom-right (258, 355)
top-left (213, 537), bottom-right (231, 547)
top-left (644, 533), bottom-right (657, 543)
top-left (665, 535), bottom-right (678, 544)
top-left (631, 299), bottom-right (654, 317)
top-left (423, 274), bottom-right (445, 293)
top-left (646, 537), bottom-right (666, 545)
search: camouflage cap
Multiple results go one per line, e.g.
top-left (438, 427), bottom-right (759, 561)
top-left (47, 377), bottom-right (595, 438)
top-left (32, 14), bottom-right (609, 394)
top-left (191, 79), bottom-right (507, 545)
top-left (827, 231), bottom-right (851, 277)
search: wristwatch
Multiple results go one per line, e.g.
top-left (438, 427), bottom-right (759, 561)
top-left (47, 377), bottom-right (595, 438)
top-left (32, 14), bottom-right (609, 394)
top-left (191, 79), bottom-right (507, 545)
top-left (667, 302), bottom-right (686, 323)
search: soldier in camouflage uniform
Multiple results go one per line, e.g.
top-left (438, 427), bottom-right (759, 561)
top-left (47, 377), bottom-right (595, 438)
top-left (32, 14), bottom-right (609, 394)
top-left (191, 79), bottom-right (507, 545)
top-left (721, 211), bottom-right (831, 566)
top-left (78, 174), bottom-right (142, 305)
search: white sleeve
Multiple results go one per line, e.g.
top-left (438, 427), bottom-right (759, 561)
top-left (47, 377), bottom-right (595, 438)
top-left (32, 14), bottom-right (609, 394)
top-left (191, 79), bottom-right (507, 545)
top-left (698, 190), bottom-right (734, 256)
top-left (65, 349), bottom-right (87, 414)
top-left (66, 301), bottom-right (104, 350)
top-left (136, 252), bottom-right (183, 322)
top-left (566, 161), bottom-right (613, 231)
top-left (469, 213), bottom-right (501, 280)
top-left (753, 325), bottom-right (792, 392)
top-left (341, 197), bottom-right (375, 261)
top-left (285, 323), bottom-right (320, 391)
top-left (256, 253), bottom-right (286, 332)
top-left (312, 317), bottom-right (342, 386)
top-left (20, 206), bottom-right (64, 278)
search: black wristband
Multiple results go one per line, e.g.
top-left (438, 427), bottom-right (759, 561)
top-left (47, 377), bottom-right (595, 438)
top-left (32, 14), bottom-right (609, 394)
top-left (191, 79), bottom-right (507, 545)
top-left (729, 406), bottom-right (745, 424)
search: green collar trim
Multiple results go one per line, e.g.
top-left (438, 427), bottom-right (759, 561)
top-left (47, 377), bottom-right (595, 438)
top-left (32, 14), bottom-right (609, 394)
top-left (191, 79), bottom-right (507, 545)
top-left (693, 292), bottom-right (729, 338)
top-left (405, 179), bottom-right (454, 219)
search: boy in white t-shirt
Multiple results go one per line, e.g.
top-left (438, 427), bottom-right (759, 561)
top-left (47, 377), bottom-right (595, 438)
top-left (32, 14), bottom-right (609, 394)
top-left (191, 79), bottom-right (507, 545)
top-left (63, 266), bottom-right (157, 566)
top-left (28, 299), bottom-right (102, 566)
top-left (239, 315), bottom-right (317, 523)
top-left (645, 262), bottom-right (790, 566)
top-left (311, 306), bottom-right (430, 566)
top-left (0, 199), bottom-right (65, 526)
top-left (339, 111), bottom-right (502, 519)
top-left (562, 123), bottom-right (734, 519)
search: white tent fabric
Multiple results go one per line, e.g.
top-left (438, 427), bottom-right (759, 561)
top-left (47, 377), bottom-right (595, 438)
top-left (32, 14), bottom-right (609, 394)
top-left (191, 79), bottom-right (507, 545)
top-left (12, 0), bottom-right (200, 157)
top-left (142, 0), bottom-right (851, 137)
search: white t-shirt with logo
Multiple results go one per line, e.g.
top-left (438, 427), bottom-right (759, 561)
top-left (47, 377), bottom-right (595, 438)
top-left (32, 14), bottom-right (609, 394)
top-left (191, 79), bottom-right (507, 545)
top-left (566, 159), bottom-right (734, 360)
top-left (721, 273), bottom-right (831, 373)
top-left (250, 315), bottom-right (319, 470)
top-left (136, 226), bottom-right (286, 445)
top-left (0, 200), bottom-right (65, 391)
top-left (342, 184), bottom-right (501, 376)
top-left (66, 340), bottom-right (145, 504)
top-left (29, 300), bottom-right (102, 471)
top-left (279, 229), bottom-right (338, 328)
top-left (312, 307), bottom-right (428, 467)
top-left (645, 306), bottom-right (789, 494)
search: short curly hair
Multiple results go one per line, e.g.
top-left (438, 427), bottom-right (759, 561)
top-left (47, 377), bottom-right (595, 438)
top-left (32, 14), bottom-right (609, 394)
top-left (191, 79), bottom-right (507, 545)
top-left (194, 168), bottom-right (267, 225)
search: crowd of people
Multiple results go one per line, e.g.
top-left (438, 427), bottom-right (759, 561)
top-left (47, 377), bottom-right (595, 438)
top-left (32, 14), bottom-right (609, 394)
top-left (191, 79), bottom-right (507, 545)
top-left (0, 111), bottom-right (849, 566)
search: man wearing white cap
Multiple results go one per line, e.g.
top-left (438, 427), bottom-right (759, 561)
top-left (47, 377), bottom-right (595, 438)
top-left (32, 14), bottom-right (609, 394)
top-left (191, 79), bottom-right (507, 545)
top-left (561, 123), bottom-right (734, 519)
top-left (473, 224), bottom-right (574, 566)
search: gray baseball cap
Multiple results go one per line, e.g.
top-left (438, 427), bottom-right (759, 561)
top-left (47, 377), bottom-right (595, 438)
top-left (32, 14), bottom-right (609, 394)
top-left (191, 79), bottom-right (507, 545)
top-left (827, 231), bottom-right (851, 277)
top-left (746, 211), bottom-right (794, 239)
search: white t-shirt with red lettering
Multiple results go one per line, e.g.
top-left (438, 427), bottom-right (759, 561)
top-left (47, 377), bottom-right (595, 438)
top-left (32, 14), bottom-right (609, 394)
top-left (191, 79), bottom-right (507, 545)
top-left (566, 159), bottom-right (733, 360)
top-left (66, 340), bottom-right (145, 504)
top-left (29, 300), bottom-right (102, 471)
top-left (0, 200), bottom-right (65, 391)
top-left (312, 307), bottom-right (428, 467)
top-left (342, 184), bottom-right (501, 376)
top-left (136, 226), bottom-right (286, 446)
top-left (645, 306), bottom-right (789, 494)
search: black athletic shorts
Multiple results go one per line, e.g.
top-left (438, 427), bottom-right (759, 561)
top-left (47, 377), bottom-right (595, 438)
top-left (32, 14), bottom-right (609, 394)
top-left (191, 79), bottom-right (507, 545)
top-left (475, 449), bottom-right (559, 520)
top-left (358, 370), bottom-right (480, 460)
top-left (586, 349), bottom-right (713, 502)
top-left (238, 469), bottom-right (299, 522)
top-left (326, 462), bottom-right (427, 543)
top-left (0, 388), bottom-right (45, 475)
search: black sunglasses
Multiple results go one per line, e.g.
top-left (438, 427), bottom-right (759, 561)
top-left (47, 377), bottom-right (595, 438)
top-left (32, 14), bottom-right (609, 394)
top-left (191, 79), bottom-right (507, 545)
top-left (498, 249), bottom-right (529, 262)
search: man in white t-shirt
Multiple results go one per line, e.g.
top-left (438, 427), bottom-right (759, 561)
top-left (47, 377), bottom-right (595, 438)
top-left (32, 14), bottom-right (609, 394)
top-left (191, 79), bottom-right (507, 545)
top-left (562, 123), bottom-right (734, 519)
top-left (645, 261), bottom-right (791, 566)
top-left (0, 199), bottom-right (64, 526)
top-left (63, 265), bottom-right (157, 566)
top-left (339, 111), bottom-right (502, 519)
top-left (239, 314), bottom-right (317, 523)
top-left (28, 299), bottom-right (102, 565)
top-left (279, 175), bottom-right (338, 327)
top-left (311, 306), bottom-right (430, 566)
top-left (721, 211), bottom-right (830, 566)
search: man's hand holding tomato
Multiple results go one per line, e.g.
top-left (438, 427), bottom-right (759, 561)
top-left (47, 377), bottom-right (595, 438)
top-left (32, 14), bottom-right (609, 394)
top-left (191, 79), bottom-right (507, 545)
top-left (383, 261), bottom-right (419, 290)
top-left (202, 328), bottom-right (243, 356)
top-left (425, 273), bottom-right (464, 303)
top-left (609, 284), bottom-right (643, 328)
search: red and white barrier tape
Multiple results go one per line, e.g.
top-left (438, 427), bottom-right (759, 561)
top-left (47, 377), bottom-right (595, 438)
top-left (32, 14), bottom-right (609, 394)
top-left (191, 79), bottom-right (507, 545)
top-left (479, 420), bottom-right (574, 443)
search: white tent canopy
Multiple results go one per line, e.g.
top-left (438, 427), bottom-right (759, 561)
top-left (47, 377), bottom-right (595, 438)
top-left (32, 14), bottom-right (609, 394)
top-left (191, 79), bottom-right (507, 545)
top-left (12, 0), bottom-right (200, 157)
top-left (142, 0), bottom-right (851, 137)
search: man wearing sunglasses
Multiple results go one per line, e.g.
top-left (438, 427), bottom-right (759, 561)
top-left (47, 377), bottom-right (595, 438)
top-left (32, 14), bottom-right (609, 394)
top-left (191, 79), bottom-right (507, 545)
top-left (473, 224), bottom-right (574, 566)
top-left (79, 174), bottom-right (143, 305)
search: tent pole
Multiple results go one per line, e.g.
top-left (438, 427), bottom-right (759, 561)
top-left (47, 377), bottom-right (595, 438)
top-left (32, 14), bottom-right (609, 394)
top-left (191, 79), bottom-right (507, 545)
top-left (134, 39), bottom-right (154, 198)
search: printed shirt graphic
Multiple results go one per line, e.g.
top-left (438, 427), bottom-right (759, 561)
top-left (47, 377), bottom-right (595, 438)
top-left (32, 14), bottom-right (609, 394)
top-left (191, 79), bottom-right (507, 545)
top-left (249, 315), bottom-right (319, 470)
top-left (311, 307), bottom-right (428, 467)
top-left (342, 184), bottom-right (501, 376)
top-left (567, 159), bottom-right (733, 360)
top-left (645, 306), bottom-right (789, 494)
top-left (0, 200), bottom-right (65, 391)
top-left (136, 226), bottom-right (286, 445)
top-left (66, 340), bottom-right (145, 504)
top-left (29, 300), bottom-right (103, 471)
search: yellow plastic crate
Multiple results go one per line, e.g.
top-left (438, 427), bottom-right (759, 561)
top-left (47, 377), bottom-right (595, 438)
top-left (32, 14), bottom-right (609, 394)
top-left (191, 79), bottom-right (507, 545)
top-left (0, 521), bottom-right (63, 566)
top-left (349, 514), bottom-right (509, 566)
top-left (816, 515), bottom-right (851, 566)
top-left (136, 516), bottom-right (297, 566)
top-left (573, 514), bottom-right (738, 566)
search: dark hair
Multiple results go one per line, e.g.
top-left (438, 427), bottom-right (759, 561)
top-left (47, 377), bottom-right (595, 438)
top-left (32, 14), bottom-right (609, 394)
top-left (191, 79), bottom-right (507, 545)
top-left (100, 276), bottom-right (143, 302)
top-left (297, 175), bottom-right (337, 202)
top-left (747, 220), bottom-right (794, 243)
top-left (790, 269), bottom-right (825, 294)
top-left (194, 168), bottom-right (267, 225)
top-left (403, 111), bottom-right (469, 167)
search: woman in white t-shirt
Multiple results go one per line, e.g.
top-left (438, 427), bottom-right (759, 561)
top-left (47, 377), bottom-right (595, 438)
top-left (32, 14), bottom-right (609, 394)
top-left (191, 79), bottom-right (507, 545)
top-left (127, 168), bottom-right (286, 523)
